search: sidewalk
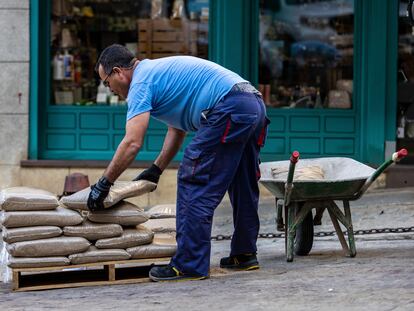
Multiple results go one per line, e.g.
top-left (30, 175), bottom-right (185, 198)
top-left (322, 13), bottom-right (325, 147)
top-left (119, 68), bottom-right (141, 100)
top-left (1, 187), bottom-right (413, 311)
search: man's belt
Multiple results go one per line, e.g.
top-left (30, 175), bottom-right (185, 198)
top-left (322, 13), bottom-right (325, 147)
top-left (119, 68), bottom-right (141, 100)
top-left (230, 82), bottom-right (262, 95)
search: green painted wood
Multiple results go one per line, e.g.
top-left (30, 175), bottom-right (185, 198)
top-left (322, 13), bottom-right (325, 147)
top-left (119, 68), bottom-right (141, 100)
top-left (324, 138), bottom-right (354, 155)
top-left (47, 134), bottom-right (76, 150)
top-left (29, 0), bottom-right (39, 159)
top-left (80, 114), bottom-right (109, 129)
top-left (290, 117), bottom-right (320, 133)
top-left (385, 0), bottom-right (398, 142)
top-left (209, 0), bottom-right (259, 83)
top-left (290, 138), bottom-right (320, 154)
top-left (325, 117), bottom-right (355, 133)
top-left (80, 134), bottom-right (109, 150)
top-left (357, 0), bottom-right (395, 165)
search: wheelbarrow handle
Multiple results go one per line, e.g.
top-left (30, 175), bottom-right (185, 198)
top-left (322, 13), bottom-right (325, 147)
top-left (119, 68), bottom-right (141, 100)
top-left (393, 148), bottom-right (408, 161)
top-left (355, 148), bottom-right (408, 198)
top-left (287, 151), bottom-right (300, 183)
top-left (284, 151), bottom-right (300, 207)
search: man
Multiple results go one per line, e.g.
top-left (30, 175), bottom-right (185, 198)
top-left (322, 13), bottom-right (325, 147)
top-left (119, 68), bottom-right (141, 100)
top-left (88, 44), bottom-right (269, 281)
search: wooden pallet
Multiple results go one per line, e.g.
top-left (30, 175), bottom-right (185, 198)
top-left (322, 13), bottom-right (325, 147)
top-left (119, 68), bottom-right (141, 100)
top-left (11, 257), bottom-right (170, 292)
top-left (137, 18), bottom-right (205, 59)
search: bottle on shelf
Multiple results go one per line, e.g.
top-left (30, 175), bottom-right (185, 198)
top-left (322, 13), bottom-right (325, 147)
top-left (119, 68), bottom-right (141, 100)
top-left (53, 52), bottom-right (65, 80)
top-left (397, 112), bottom-right (406, 139)
top-left (96, 81), bottom-right (108, 105)
top-left (314, 88), bottom-right (323, 108)
top-left (63, 50), bottom-right (74, 81)
top-left (74, 53), bottom-right (82, 84)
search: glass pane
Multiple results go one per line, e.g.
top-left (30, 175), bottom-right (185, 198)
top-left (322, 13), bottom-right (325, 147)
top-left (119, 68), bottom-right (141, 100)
top-left (397, 0), bottom-right (414, 159)
top-left (50, 0), bottom-right (209, 106)
top-left (259, 0), bottom-right (354, 109)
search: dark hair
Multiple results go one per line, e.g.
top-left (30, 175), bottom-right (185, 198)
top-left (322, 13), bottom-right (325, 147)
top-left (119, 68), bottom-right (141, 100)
top-left (95, 44), bottom-right (135, 74)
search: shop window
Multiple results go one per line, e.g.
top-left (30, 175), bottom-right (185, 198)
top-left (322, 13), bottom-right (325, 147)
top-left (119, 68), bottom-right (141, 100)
top-left (397, 0), bottom-right (414, 163)
top-left (258, 0), bottom-right (354, 109)
top-left (50, 0), bottom-right (209, 107)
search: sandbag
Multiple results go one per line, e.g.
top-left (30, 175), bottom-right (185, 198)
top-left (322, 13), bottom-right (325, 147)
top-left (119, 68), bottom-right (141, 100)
top-left (3, 226), bottom-right (62, 244)
top-left (271, 165), bottom-right (325, 181)
top-left (1, 206), bottom-right (83, 228)
top-left (60, 180), bottom-right (156, 210)
top-left (69, 246), bottom-right (130, 264)
top-left (7, 256), bottom-right (70, 268)
top-left (0, 187), bottom-right (59, 211)
top-left (88, 201), bottom-right (149, 226)
top-left (95, 226), bottom-right (154, 249)
top-left (146, 204), bottom-right (176, 219)
top-left (127, 243), bottom-right (177, 259)
top-left (63, 220), bottom-right (123, 241)
top-left (143, 218), bottom-right (176, 233)
top-left (153, 233), bottom-right (177, 246)
top-left (6, 237), bottom-right (91, 257)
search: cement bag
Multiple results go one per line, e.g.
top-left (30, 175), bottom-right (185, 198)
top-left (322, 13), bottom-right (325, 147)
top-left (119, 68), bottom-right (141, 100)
top-left (1, 242), bottom-right (11, 283)
top-left (0, 187), bottom-right (59, 211)
top-left (88, 201), bottom-right (149, 226)
top-left (271, 165), bottom-right (325, 181)
top-left (8, 256), bottom-right (70, 268)
top-left (127, 243), bottom-right (177, 259)
top-left (143, 218), bottom-right (176, 233)
top-left (146, 204), bottom-right (176, 219)
top-left (60, 180), bottom-right (156, 210)
top-left (153, 233), bottom-right (177, 246)
top-left (3, 226), bottom-right (62, 244)
top-left (69, 246), bottom-right (130, 264)
top-left (6, 236), bottom-right (91, 257)
top-left (63, 220), bottom-right (123, 241)
top-left (1, 206), bottom-right (83, 228)
top-left (95, 226), bottom-right (154, 249)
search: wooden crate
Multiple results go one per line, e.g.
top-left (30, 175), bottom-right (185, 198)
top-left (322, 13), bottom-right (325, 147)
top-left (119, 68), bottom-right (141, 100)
top-left (11, 257), bottom-right (170, 292)
top-left (137, 18), bottom-right (199, 59)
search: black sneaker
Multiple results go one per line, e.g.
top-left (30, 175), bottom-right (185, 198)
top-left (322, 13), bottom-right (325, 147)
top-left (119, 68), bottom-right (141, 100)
top-left (220, 253), bottom-right (260, 271)
top-left (149, 265), bottom-right (208, 282)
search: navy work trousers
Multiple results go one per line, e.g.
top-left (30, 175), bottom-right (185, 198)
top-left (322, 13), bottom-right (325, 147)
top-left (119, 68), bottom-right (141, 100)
top-left (170, 91), bottom-right (269, 277)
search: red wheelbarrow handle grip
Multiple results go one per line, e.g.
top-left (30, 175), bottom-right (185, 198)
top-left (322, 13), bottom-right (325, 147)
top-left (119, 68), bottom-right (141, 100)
top-left (290, 151), bottom-right (300, 163)
top-left (393, 148), bottom-right (408, 161)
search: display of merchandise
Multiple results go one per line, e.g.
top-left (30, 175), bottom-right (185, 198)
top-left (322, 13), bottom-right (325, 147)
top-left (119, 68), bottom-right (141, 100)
top-left (50, 0), bottom-right (209, 107)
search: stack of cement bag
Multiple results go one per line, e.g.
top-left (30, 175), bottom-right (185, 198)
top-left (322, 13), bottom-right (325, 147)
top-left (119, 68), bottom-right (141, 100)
top-left (0, 181), bottom-right (177, 269)
top-left (144, 203), bottom-right (177, 254)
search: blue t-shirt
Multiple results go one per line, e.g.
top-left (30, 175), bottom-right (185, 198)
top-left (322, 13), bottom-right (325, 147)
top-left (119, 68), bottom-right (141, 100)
top-left (126, 56), bottom-right (247, 132)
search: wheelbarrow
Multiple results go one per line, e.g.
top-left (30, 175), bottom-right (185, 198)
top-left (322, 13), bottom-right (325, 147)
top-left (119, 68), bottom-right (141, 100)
top-left (259, 149), bottom-right (408, 262)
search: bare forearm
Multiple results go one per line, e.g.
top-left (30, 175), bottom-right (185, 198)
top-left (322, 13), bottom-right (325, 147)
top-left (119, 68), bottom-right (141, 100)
top-left (154, 127), bottom-right (186, 171)
top-left (104, 139), bottom-right (141, 182)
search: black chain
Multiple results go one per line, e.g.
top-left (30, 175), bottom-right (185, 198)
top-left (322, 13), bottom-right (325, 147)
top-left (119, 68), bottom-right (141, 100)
top-left (211, 226), bottom-right (414, 241)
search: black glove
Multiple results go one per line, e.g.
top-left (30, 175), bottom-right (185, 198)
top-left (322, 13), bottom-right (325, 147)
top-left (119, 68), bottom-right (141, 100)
top-left (87, 176), bottom-right (113, 212)
top-left (133, 164), bottom-right (162, 183)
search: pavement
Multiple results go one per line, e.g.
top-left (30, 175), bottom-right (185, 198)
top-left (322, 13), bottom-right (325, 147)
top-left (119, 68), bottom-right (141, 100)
top-left (0, 187), bottom-right (414, 311)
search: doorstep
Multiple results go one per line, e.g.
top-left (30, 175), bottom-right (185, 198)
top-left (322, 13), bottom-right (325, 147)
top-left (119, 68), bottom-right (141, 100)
top-left (385, 164), bottom-right (414, 188)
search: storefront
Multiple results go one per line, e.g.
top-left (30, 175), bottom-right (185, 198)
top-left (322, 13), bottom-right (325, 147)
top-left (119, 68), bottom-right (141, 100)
top-left (28, 0), bottom-right (405, 167)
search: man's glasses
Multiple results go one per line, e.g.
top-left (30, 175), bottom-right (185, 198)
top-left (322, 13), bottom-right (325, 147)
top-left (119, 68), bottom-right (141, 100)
top-left (101, 59), bottom-right (137, 88)
top-left (102, 68), bottom-right (113, 87)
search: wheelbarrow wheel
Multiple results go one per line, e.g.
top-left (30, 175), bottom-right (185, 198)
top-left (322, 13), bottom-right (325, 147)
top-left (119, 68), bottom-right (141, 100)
top-left (294, 204), bottom-right (314, 256)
